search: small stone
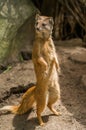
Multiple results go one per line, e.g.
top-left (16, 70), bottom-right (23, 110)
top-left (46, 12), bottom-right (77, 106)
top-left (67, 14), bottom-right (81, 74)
top-left (81, 75), bottom-right (86, 87)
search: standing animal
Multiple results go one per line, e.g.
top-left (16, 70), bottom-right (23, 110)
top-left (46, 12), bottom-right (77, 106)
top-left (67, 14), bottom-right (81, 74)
top-left (0, 14), bottom-right (61, 126)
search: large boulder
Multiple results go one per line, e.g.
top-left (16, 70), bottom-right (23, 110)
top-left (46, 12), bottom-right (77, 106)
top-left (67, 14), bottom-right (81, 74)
top-left (69, 47), bottom-right (86, 64)
top-left (0, 0), bottom-right (37, 65)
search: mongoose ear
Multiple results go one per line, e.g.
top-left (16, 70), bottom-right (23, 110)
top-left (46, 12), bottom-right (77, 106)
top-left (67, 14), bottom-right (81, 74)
top-left (49, 17), bottom-right (54, 25)
top-left (35, 14), bottom-right (40, 21)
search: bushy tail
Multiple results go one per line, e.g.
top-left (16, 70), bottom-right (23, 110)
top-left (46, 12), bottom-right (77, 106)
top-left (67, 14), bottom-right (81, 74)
top-left (0, 86), bottom-right (36, 114)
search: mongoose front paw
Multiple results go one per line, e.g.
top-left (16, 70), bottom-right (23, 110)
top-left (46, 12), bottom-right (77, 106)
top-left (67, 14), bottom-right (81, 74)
top-left (57, 67), bottom-right (61, 74)
top-left (43, 63), bottom-right (48, 70)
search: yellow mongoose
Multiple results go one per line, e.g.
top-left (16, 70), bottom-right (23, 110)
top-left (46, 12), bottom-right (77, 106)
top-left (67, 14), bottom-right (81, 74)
top-left (0, 14), bottom-right (61, 126)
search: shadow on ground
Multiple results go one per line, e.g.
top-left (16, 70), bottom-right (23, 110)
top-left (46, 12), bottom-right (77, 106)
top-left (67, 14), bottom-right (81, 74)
top-left (12, 111), bottom-right (49, 130)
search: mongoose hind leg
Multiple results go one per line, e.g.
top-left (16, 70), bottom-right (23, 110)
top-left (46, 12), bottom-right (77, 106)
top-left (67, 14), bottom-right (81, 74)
top-left (36, 101), bottom-right (46, 126)
top-left (47, 89), bottom-right (61, 116)
top-left (35, 90), bottom-right (47, 126)
top-left (47, 103), bottom-right (61, 116)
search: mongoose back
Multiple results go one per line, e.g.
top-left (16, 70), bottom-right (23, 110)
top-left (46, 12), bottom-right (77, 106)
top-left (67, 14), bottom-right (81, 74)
top-left (0, 14), bottom-right (61, 126)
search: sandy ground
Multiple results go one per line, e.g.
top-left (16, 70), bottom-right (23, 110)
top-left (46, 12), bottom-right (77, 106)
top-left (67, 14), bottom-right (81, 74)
top-left (0, 41), bottom-right (86, 130)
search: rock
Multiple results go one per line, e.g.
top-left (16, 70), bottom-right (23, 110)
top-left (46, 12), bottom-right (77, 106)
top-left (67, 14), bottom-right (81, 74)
top-left (55, 38), bottom-right (83, 46)
top-left (69, 48), bottom-right (86, 64)
top-left (0, 0), bottom-right (37, 65)
top-left (81, 75), bottom-right (86, 87)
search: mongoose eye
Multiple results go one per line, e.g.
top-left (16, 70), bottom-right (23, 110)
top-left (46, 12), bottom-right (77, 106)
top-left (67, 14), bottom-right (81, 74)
top-left (42, 23), bottom-right (46, 27)
top-left (35, 22), bottom-right (38, 25)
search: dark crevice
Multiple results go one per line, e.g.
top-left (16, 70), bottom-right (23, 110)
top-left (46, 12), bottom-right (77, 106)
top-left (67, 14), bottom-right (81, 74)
top-left (20, 51), bottom-right (32, 61)
top-left (0, 65), bottom-right (7, 74)
top-left (0, 83), bottom-right (35, 103)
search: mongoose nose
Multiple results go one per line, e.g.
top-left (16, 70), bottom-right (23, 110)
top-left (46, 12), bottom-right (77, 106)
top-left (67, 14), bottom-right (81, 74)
top-left (36, 27), bottom-right (40, 31)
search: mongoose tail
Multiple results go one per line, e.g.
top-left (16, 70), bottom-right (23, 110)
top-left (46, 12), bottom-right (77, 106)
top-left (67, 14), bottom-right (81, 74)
top-left (0, 86), bottom-right (36, 114)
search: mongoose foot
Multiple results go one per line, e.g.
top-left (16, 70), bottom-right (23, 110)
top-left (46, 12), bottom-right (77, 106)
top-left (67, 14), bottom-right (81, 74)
top-left (54, 111), bottom-right (61, 116)
top-left (48, 104), bottom-right (61, 116)
top-left (40, 122), bottom-right (45, 126)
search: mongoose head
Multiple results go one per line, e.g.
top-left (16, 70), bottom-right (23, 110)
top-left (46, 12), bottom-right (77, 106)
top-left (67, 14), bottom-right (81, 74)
top-left (35, 14), bottom-right (54, 39)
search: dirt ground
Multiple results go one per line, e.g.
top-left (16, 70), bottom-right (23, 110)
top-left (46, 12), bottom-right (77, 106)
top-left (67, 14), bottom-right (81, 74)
top-left (0, 39), bottom-right (86, 130)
